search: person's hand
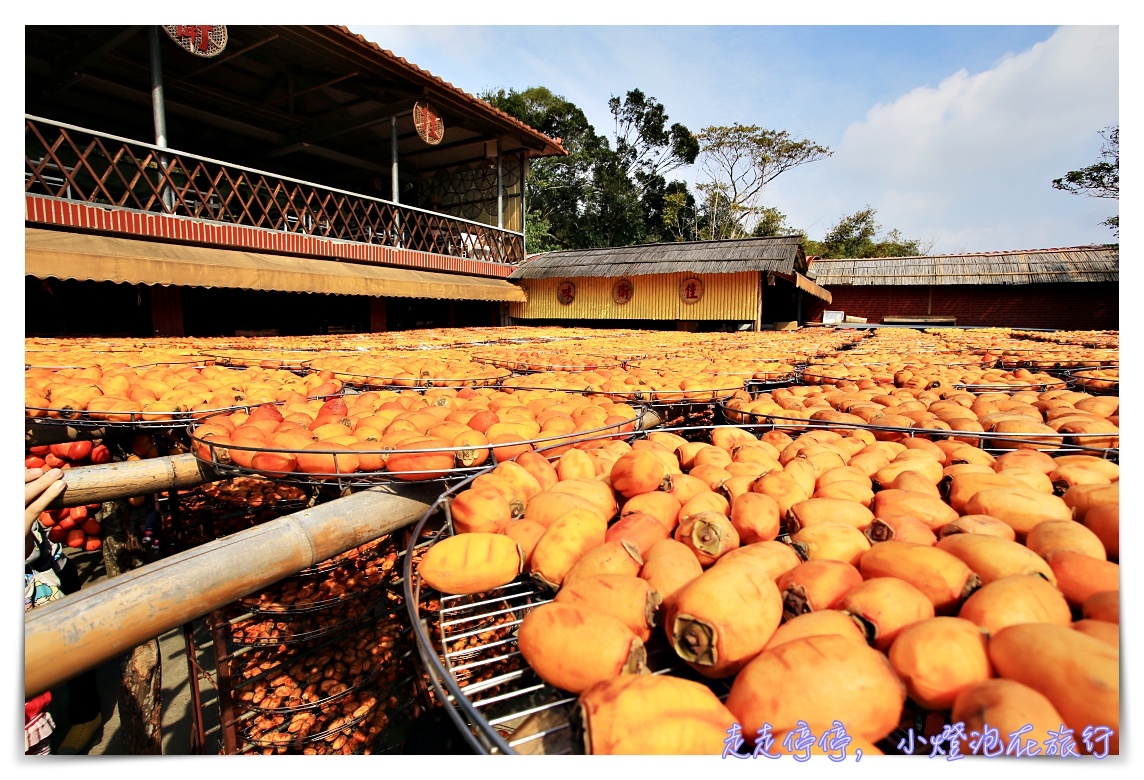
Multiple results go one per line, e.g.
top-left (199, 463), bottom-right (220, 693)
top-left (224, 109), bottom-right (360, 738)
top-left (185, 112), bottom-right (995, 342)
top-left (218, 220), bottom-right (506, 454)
top-left (25, 468), bottom-right (65, 536)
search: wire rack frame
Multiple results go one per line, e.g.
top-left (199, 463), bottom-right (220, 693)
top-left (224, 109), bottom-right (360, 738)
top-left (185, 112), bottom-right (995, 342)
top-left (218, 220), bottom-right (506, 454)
top-left (24, 385), bottom-right (349, 430)
top-left (185, 408), bottom-right (648, 488)
top-left (318, 370), bottom-right (516, 390)
top-left (715, 407), bottom-right (1119, 459)
top-left (1060, 366), bottom-right (1120, 396)
top-left (403, 419), bottom-right (1119, 753)
top-left (397, 425), bottom-right (764, 754)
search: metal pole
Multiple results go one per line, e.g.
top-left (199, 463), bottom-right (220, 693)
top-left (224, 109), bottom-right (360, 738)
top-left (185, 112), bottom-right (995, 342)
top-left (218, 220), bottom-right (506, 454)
top-left (25, 483), bottom-right (439, 698)
top-left (391, 115), bottom-right (402, 248)
top-left (148, 26), bottom-right (174, 212)
top-left (391, 116), bottom-right (399, 203)
top-left (520, 153), bottom-right (528, 256)
top-left (496, 140), bottom-right (504, 229)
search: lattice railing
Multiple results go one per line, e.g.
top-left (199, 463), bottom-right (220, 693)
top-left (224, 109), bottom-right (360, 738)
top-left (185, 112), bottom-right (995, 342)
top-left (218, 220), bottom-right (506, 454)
top-left (24, 115), bottom-right (524, 264)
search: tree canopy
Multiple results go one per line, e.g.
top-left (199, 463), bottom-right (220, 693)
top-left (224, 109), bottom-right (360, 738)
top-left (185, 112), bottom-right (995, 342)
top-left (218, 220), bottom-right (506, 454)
top-left (484, 86), bottom-right (697, 250)
top-left (483, 85), bottom-right (926, 258)
top-left (695, 124), bottom-right (832, 239)
top-left (1052, 125), bottom-right (1118, 236)
top-left (802, 207), bottom-right (929, 259)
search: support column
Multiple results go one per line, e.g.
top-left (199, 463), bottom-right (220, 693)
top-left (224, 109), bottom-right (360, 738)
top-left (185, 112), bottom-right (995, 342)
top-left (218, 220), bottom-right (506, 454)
top-left (390, 116), bottom-right (399, 203)
top-left (754, 271), bottom-right (764, 331)
top-left (496, 140), bottom-right (504, 229)
top-left (370, 297), bottom-right (387, 332)
top-left (148, 26), bottom-right (173, 212)
top-left (150, 285), bottom-right (184, 336)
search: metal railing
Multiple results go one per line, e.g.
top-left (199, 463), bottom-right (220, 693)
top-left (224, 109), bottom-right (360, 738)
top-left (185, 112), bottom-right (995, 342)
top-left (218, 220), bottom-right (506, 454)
top-left (24, 115), bottom-right (524, 264)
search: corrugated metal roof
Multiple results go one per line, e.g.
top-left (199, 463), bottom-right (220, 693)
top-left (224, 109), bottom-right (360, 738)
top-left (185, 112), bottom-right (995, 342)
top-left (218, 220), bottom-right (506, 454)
top-left (508, 237), bottom-right (804, 279)
top-left (808, 246), bottom-right (1118, 286)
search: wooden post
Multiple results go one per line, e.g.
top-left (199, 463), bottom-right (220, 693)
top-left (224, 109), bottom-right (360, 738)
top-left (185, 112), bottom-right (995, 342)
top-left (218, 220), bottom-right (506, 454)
top-left (754, 272), bottom-right (764, 331)
top-left (370, 297), bottom-right (387, 332)
top-left (101, 498), bottom-right (163, 753)
top-left (150, 285), bottom-right (184, 336)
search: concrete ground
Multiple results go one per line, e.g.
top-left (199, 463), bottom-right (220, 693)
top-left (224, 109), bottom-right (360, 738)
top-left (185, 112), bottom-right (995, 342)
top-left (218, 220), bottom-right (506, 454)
top-left (45, 548), bottom-right (219, 756)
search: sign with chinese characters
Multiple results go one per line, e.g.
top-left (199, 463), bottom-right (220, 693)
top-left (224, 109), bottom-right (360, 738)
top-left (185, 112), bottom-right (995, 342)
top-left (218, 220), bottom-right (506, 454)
top-left (612, 278), bottom-right (634, 306)
top-left (679, 276), bottom-right (705, 304)
top-left (721, 720), bottom-right (1115, 761)
top-left (556, 280), bottom-right (576, 306)
top-left (413, 102), bottom-right (445, 145)
top-left (163, 26), bottom-right (228, 58)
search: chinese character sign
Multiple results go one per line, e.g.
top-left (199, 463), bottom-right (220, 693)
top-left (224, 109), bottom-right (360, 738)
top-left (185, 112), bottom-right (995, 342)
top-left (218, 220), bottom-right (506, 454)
top-left (723, 721), bottom-right (1114, 761)
top-left (556, 280), bottom-right (576, 306)
top-left (612, 278), bottom-right (634, 305)
top-left (414, 102), bottom-right (445, 145)
top-left (163, 25), bottom-right (228, 58)
top-left (679, 276), bottom-right (704, 304)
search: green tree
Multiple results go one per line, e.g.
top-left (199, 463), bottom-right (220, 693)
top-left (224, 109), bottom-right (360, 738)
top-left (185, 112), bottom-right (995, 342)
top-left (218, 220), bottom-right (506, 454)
top-left (661, 182), bottom-right (698, 242)
top-left (482, 86), bottom-right (608, 251)
top-left (813, 207), bottom-right (928, 258)
top-left (694, 182), bottom-right (745, 241)
top-left (485, 86), bottom-right (696, 250)
top-left (695, 124), bottom-right (832, 238)
top-left (608, 89), bottom-right (699, 241)
top-left (1052, 126), bottom-right (1118, 237)
top-left (751, 207), bottom-right (804, 239)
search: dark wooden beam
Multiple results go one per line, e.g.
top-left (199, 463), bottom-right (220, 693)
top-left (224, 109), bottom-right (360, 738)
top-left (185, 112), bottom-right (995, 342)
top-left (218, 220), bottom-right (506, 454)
top-left (265, 101), bottom-right (414, 154)
top-left (270, 72), bottom-right (360, 103)
top-left (166, 33), bottom-right (281, 86)
top-left (284, 143), bottom-right (392, 176)
top-left (400, 133), bottom-right (498, 161)
top-left (46, 25), bottom-right (145, 97)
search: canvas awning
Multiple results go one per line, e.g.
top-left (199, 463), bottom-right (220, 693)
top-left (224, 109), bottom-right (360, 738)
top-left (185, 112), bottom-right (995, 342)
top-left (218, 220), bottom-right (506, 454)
top-left (24, 228), bottom-right (526, 302)
top-left (772, 270), bottom-right (832, 303)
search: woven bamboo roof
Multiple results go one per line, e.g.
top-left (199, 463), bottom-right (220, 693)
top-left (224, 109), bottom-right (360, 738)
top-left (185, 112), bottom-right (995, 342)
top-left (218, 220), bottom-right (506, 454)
top-left (509, 237), bottom-right (804, 279)
top-left (808, 246), bottom-right (1118, 286)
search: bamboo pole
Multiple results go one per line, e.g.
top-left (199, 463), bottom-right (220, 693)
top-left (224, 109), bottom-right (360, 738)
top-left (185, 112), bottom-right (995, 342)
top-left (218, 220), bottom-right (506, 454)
top-left (45, 453), bottom-right (224, 509)
top-left (24, 483), bottom-right (439, 698)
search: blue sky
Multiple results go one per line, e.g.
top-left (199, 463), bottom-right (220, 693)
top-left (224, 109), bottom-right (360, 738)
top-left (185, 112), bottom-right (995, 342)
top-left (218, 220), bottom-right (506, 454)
top-left (351, 24), bottom-right (1119, 254)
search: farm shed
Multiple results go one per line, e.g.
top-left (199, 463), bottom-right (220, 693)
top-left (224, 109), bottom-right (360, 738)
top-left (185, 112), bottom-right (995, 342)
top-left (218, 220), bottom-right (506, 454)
top-left (507, 236), bottom-right (832, 330)
top-left (803, 246), bottom-right (1119, 330)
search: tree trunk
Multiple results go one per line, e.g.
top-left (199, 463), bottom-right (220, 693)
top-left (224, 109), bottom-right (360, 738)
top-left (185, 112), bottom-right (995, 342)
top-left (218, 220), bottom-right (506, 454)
top-left (120, 638), bottom-right (163, 754)
top-left (102, 498), bottom-right (164, 754)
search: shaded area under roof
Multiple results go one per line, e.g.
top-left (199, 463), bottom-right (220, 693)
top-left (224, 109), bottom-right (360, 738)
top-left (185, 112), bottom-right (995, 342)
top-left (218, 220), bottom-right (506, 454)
top-left (25, 25), bottom-right (566, 194)
top-left (509, 237), bottom-right (806, 279)
top-left (808, 246), bottom-right (1118, 286)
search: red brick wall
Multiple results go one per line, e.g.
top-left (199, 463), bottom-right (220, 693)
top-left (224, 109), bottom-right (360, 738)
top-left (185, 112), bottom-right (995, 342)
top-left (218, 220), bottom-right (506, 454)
top-left (805, 283), bottom-right (1119, 330)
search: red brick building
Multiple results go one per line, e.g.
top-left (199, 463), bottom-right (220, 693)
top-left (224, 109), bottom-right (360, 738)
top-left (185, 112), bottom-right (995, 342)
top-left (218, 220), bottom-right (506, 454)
top-left (803, 246), bottom-right (1118, 330)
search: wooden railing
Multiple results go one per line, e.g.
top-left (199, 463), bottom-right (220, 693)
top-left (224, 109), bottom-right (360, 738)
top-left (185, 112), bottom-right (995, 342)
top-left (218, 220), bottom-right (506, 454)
top-left (25, 115), bottom-right (524, 264)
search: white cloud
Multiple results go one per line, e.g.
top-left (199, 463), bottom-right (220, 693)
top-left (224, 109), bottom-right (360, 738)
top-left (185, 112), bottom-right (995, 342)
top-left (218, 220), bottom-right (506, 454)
top-left (779, 25), bottom-right (1119, 253)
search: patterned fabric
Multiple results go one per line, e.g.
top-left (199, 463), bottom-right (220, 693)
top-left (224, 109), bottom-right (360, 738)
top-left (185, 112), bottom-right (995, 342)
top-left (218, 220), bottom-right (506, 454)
top-left (25, 694), bottom-right (55, 754)
top-left (25, 521), bottom-right (66, 611)
top-left (25, 525), bottom-right (69, 754)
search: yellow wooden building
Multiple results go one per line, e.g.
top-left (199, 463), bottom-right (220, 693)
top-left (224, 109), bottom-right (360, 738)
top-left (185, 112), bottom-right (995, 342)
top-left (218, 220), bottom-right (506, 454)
top-left (507, 237), bottom-right (831, 330)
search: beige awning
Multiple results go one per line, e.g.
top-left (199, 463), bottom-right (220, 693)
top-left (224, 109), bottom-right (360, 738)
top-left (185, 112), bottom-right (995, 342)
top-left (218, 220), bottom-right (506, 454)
top-left (794, 272), bottom-right (832, 303)
top-left (24, 228), bottom-right (526, 303)
top-left (772, 270), bottom-right (832, 303)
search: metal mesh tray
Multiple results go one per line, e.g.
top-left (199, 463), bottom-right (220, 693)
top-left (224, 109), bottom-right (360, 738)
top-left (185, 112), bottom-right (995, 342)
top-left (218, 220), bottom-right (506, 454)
top-left (187, 407), bottom-right (647, 488)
